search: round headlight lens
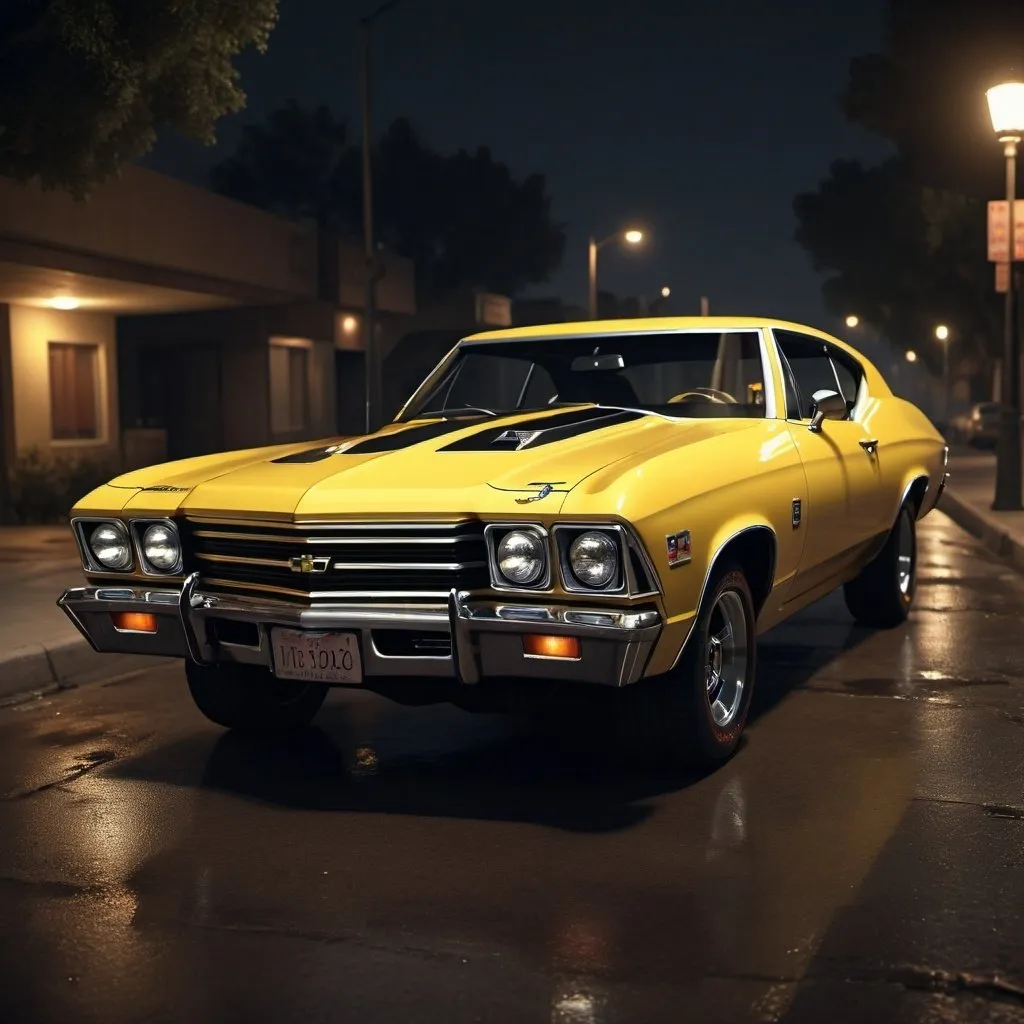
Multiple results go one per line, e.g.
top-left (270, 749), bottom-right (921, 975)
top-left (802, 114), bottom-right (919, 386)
top-left (568, 532), bottom-right (619, 588)
top-left (89, 523), bottom-right (132, 571)
top-left (496, 530), bottom-right (546, 585)
top-left (142, 523), bottom-right (181, 571)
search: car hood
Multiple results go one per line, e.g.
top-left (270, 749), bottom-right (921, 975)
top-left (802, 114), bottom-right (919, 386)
top-left (109, 406), bottom-right (747, 518)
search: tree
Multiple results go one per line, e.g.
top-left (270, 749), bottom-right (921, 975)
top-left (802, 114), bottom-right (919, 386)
top-left (793, 0), bottom-right (1024, 377)
top-left (0, 0), bottom-right (279, 197)
top-left (210, 104), bottom-right (566, 300)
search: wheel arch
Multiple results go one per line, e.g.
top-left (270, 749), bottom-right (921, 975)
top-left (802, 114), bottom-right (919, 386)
top-left (900, 473), bottom-right (930, 521)
top-left (668, 524), bottom-right (777, 670)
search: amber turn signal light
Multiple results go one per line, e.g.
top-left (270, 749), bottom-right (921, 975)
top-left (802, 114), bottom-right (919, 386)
top-left (111, 611), bottom-right (158, 634)
top-left (522, 634), bottom-right (581, 659)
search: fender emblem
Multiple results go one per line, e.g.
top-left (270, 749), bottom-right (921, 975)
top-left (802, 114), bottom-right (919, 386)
top-left (666, 530), bottom-right (691, 567)
top-left (290, 554), bottom-right (330, 574)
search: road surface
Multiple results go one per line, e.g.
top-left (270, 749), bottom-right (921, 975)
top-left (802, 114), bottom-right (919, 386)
top-left (2, 511), bottom-right (1023, 1023)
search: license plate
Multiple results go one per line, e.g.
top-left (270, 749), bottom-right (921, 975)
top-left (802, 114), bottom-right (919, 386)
top-left (270, 628), bottom-right (363, 684)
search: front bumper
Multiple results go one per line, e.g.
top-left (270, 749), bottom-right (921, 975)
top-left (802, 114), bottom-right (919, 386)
top-left (57, 574), bottom-right (662, 688)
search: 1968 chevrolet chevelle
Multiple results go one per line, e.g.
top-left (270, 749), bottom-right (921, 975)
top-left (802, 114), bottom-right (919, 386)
top-left (59, 317), bottom-right (947, 765)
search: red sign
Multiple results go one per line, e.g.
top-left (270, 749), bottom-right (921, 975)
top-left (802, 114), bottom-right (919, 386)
top-left (987, 201), bottom-right (1024, 261)
top-left (996, 261), bottom-right (1011, 293)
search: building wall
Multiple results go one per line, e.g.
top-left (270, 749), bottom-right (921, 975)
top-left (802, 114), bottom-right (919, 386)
top-left (8, 305), bottom-right (119, 459)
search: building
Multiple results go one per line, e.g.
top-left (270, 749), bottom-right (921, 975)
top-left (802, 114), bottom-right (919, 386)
top-left (0, 165), bottom-right (416, 520)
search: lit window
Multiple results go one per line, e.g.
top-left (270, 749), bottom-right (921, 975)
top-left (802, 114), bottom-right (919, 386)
top-left (269, 341), bottom-right (311, 434)
top-left (49, 342), bottom-right (100, 440)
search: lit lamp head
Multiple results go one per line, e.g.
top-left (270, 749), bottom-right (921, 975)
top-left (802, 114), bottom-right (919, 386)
top-left (845, 314), bottom-right (859, 328)
top-left (935, 324), bottom-right (950, 341)
top-left (987, 81), bottom-right (1024, 142)
top-left (660, 285), bottom-right (671, 298)
top-left (906, 350), bottom-right (918, 363)
top-left (623, 229), bottom-right (644, 245)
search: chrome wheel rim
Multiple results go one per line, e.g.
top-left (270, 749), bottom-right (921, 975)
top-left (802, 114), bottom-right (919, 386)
top-left (897, 510), bottom-right (915, 596)
top-left (705, 590), bottom-right (748, 728)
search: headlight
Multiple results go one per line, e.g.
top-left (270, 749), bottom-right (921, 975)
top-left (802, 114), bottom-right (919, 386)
top-left (142, 523), bottom-right (181, 571)
top-left (89, 523), bottom-right (132, 571)
top-left (568, 532), bottom-right (619, 588)
top-left (496, 530), bottom-right (546, 585)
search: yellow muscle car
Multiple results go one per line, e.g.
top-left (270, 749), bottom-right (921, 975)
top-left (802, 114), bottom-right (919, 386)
top-left (58, 317), bottom-right (947, 766)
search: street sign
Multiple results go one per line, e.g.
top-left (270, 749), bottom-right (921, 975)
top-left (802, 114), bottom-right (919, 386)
top-left (987, 201), bottom-right (1024, 261)
top-left (996, 261), bottom-right (1010, 293)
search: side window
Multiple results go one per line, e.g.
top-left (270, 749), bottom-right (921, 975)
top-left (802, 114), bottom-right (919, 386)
top-left (774, 331), bottom-right (844, 420)
top-left (827, 346), bottom-right (863, 411)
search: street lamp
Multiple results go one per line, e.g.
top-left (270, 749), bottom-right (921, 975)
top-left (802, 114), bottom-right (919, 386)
top-left (588, 228), bottom-right (644, 319)
top-left (360, 0), bottom-right (405, 434)
top-left (986, 80), bottom-right (1024, 509)
top-left (660, 285), bottom-right (671, 298)
top-left (845, 314), bottom-right (860, 328)
top-left (935, 324), bottom-right (951, 421)
top-left (906, 350), bottom-right (918, 363)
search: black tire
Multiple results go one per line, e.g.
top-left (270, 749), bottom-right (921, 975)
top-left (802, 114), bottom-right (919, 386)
top-left (843, 502), bottom-right (916, 628)
top-left (629, 564), bottom-right (757, 767)
top-left (185, 661), bottom-right (329, 732)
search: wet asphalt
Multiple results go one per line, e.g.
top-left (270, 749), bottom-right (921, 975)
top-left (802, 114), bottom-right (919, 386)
top-left (1, 510), bottom-right (1024, 1024)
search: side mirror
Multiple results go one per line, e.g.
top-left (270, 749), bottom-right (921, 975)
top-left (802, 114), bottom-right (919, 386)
top-left (808, 389), bottom-right (847, 432)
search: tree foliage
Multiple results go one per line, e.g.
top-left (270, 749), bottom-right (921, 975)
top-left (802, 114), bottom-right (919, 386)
top-left (0, 0), bottom-right (279, 197)
top-left (210, 104), bottom-right (566, 300)
top-left (794, 0), bottom-right (1024, 374)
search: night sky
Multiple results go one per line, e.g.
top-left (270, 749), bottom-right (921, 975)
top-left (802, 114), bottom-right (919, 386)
top-left (145, 0), bottom-right (892, 332)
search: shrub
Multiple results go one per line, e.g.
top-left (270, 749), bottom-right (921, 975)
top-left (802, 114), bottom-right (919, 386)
top-left (9, 448), bottom-right (120, 524)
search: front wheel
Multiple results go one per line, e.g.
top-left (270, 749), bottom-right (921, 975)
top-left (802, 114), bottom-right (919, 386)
top-left (843, 503), bottom-right (916, 628)
top-left (630, 564), bottom-right (757, 767)
top-left (185, 661), bottom-right (329, 731)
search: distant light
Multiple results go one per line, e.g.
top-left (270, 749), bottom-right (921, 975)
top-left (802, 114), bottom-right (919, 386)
top-left (935, 324), bottom-right (950, 341)
top-left (49, 296), bottom-right (80, 311)
top-left (342, 315), bottom-right (358, 334)
top-left (623, 230), bottom-right (644, 245)
top-left (660, 286), bottom-right (671, 298)
top-left (986, 82), bottom-right (1024, 137)
top-left (906, 350), bottom-right (918, 363)
top-left (845, 315), bottom-right (859, 328)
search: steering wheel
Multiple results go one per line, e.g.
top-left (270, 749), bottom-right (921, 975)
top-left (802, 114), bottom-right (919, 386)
top-left (668, 387), bottom-right (739, 405)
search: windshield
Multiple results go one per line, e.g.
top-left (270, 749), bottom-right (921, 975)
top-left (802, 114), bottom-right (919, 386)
top-left (400, 331), bottom-right (767, 421)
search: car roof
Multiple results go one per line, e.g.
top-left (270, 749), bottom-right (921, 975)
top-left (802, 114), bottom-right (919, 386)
top-left (463, 316), bottom-right (843, 345)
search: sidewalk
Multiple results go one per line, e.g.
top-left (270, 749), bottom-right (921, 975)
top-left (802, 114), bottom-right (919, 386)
top-left (939, 449), bottom-right (1024, 572)
top-left (0, 526), bottom-right (172, 703)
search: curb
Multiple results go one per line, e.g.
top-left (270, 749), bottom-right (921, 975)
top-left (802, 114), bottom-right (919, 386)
top-left (938, 488), bottom-right (1024, 572)
top-left (0, 635), bottom-right (174, 706)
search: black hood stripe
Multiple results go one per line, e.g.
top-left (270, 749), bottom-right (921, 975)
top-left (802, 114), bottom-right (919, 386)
top-left (270, 406), bottom-right (645, 462)
top-left (439, 408), bottom-right (645, 451)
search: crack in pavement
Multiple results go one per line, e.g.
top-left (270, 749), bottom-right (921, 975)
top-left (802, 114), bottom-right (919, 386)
top-left (2, 749), bottom-right (116, 801)
top-left (845, 965), bottom-right (1024, 1006)
top-left (910, 795), bottom-right (1024, 819)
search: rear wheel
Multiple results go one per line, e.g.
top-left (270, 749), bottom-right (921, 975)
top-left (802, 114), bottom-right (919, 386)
top-left (843, 503), bottom-right (916, 628)
top-left (185, 661), bottom-right (329, 731)
top-left (630, 565), bottom-right (757, 767)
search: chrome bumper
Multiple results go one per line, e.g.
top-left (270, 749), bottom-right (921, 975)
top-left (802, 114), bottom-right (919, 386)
top-left (57, 573), bottom-right (662, 688)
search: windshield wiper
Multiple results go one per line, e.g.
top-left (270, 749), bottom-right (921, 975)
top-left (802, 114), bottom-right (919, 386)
top-left (416, 406), bottom-right (499, 420)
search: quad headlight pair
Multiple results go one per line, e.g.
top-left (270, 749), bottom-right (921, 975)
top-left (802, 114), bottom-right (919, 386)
top-left (79, 519), bottom-right (182, 574)
top-left (490, 525), bottom-right (622, 592)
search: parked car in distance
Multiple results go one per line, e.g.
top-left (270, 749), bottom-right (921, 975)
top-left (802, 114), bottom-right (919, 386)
top-left (58, 317), bottom-right (948, 767)
top-left (963, 401), bottom-right (1001, 448)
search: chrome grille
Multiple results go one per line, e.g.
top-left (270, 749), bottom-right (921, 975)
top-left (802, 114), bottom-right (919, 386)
top-left (182, 517), bottom-right (489, 602)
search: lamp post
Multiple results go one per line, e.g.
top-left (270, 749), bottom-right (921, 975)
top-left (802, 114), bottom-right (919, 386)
top-left (587, 228), bottom-right (643, 319)
top-left (987, 80), bottom-right (1024, 510)
top-left (360, 0), bottom-right (404, 434)
top-left (935, 324), bottom-right (951, 422)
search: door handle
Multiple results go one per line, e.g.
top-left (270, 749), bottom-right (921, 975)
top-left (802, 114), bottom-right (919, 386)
top-left (859, 438), bottom-right (879, 454)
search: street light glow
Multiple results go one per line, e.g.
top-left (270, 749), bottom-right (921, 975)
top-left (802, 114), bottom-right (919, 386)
top-left (906, 350), bottom-right (918, 363)
top-left (49, 296), bottom-right (80, 310)
top-left (845, 315), bottom-right (859, 328)
top-left (623, 230), bottom-right (644, 245)
top-left (935, 324), bottom-right (950, 341)
top-left (987, 82), bottom-right (1024, 137)
top-left (660, 286), bottom-right (671, 298)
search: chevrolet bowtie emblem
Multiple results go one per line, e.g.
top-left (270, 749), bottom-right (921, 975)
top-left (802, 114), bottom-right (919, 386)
top-left (290, 554), bottom-right (330, 574)
top-left (515, 483), bottom-right (556, 504)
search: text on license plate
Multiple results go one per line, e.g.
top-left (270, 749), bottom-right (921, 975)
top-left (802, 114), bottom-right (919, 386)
top-left (270, 628), bottom-right (363, 684)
